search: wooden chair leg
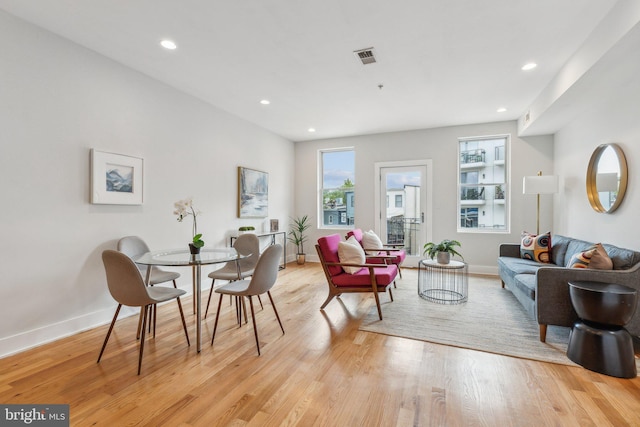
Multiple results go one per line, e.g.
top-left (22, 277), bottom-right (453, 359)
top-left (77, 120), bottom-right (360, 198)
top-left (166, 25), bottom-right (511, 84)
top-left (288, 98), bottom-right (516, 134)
top-left (211, 294), bottom-right (224, 346)
top-left (204, 279), bottom-right (216, 319)
top-left (176, 297), bottom-right (190, 346)
top-left (388, 287), bottom-right (394, 302)
top-left (136, 306), bottom-right (144, 340)
top-left (97, 304), bottom-right (122, 363)
top-left (267, 291), bottom-right (284, 334)
top-left (138, 305), bottom-right (148, 375)
top-left (320, 293), bottom-right (336, 310)
top-left (248, 296), bottom-right (260, 355)
top-left (373, 291), bottom-right (383, 320)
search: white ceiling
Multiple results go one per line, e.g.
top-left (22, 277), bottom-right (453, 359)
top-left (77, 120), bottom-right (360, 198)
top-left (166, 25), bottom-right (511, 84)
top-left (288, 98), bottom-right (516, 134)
top-left (0, 0), bottom-right (618, 141)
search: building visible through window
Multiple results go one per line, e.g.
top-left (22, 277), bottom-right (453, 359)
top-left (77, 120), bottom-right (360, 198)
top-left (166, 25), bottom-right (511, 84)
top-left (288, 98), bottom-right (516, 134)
top-left (321, 149), bottom-right (355, 227)
top-left (458, 136), bottom-right (508, 232)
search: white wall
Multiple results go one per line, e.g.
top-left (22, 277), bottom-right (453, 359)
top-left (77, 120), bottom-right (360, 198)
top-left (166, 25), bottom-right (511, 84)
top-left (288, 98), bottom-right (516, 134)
top-left (0, 11), bottom-right (294, 357)
top-left (295, 121), bottom-right (553, 273)
top-left (553, 77), bottom-right (640, 248)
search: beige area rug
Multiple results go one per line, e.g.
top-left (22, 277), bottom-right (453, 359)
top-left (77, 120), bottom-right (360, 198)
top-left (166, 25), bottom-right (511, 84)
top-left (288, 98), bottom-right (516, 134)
top-left (360, 271), bottom-right (580, 366)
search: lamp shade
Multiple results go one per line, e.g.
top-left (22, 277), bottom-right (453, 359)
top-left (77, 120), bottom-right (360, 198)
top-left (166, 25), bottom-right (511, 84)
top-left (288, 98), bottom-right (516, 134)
top-left (522, 175), bottom-right (558, 195)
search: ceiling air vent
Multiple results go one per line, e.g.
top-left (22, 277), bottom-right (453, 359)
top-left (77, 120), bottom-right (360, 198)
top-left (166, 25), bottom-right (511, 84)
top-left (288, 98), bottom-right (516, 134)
top-left (354, 47), bottom-right (377, 65)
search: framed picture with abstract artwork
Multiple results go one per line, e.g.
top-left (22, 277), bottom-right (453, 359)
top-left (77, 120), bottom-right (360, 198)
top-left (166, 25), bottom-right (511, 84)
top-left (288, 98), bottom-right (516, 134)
top-left (238, 166), bottom-right (268, 218)
top-left (90, 149), bottom-right (143, 205)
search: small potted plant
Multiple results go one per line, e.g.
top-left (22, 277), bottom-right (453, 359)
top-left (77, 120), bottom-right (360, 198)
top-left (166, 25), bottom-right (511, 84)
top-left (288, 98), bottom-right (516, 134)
top-left (238, 226), bottom-right (256, 235)
top-left (174, 197), bottom-right (205, 254)
top-left (288, 215), bottom-right (311, 265)
top-left (423, 239), bottom-right (463, 264)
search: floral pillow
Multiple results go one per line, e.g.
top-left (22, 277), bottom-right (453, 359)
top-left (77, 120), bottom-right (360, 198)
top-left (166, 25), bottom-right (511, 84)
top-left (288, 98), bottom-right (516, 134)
top-left (520, 231), bottom-right (551, 263)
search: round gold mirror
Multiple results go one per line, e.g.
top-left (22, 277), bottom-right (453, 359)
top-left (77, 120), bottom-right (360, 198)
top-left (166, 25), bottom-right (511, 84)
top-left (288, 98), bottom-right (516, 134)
top-left (586, 143), bottom-right (628, 213)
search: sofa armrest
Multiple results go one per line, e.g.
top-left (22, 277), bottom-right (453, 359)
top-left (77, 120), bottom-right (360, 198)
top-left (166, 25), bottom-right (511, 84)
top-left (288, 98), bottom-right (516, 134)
top-left (536, 263), bottom-right (640, 336)
top-left (499, 243), bottom-right (520, 258)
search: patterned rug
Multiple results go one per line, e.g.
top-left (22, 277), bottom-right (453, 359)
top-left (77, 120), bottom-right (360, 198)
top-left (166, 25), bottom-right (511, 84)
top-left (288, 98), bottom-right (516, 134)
top-left (360, 271), bottom-right (578, 366)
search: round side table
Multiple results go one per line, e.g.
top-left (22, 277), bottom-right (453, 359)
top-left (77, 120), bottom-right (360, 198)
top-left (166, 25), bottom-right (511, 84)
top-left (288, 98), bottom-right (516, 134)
top-left (567, 281), bottom-right (638, 378)
top-left (418, 259), bottom-right (468, 304)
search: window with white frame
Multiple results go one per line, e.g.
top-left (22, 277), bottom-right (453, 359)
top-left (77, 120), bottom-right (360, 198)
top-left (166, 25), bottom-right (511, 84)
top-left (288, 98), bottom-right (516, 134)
top-left (458, 135), bottom-right (509, 232)
top-left (320, 149), bottom-right (355, 228)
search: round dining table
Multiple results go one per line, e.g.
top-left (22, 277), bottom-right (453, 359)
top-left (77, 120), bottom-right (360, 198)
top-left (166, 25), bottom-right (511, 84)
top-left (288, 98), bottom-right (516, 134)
top-left (134, 248), bottom-right (243, 353)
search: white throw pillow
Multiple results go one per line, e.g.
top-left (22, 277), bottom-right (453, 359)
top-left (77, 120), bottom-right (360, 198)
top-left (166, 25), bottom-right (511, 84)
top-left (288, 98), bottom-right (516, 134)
top-left (338, 236), bottom-right (365, 274)
top-left (362, 230), bottom-right (383, 252)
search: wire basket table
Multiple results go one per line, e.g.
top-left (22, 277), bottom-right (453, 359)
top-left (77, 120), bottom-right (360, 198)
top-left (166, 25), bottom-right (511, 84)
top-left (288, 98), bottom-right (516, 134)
top-left (418, 259), bottom-right (468, 304)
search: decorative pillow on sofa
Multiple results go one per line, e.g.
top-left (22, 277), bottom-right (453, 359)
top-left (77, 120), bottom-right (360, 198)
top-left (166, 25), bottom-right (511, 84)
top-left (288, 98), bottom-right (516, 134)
top-left (567, 243), bottom-right (614, 270)
top-left (520, 231), bottom-right (551, 263)
top-left (338, 236), bottom-right (365, 274)
top-left (362, 230), bottom-right (383, 252)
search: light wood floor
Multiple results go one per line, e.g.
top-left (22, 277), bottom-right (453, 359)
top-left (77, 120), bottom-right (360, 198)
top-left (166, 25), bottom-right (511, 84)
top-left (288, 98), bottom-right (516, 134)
top-left (2, 263), bottom-right (640, 426)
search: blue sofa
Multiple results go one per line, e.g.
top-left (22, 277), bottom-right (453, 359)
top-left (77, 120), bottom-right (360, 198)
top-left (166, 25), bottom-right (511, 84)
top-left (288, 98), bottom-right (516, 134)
top-left (497, 234), bottom-right (640, 342)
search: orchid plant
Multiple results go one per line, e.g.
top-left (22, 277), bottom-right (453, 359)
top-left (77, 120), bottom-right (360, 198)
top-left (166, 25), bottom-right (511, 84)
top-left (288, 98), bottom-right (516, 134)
top-left (174, 197), bottom-right (204, 248)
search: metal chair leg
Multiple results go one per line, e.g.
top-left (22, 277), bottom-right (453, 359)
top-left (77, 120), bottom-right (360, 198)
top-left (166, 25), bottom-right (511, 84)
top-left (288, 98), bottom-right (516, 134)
top-left (97, 304), bottom-right (122, 363)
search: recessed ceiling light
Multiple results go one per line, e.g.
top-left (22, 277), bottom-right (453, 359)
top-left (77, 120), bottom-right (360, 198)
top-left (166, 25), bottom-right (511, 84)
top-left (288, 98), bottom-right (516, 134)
top-left (160, 39), bottom-right (177, 50)
top-left (521, 62), bottom-right (537, 71)
top-left (497, 107), bottom-right (507, 113)
top-left (308, 128), bottom-right (316, 133)
top-left (260, 99), bottom-right (270, 105)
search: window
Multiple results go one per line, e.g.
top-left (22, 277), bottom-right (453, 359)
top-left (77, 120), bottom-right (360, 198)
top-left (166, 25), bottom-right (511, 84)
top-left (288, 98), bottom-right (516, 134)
top-left (395, 194), bottom-right (403, 208)
top-left (458, 136), bottom-right (509, 232)
top-left (320, 149), bottom-right (355, 228)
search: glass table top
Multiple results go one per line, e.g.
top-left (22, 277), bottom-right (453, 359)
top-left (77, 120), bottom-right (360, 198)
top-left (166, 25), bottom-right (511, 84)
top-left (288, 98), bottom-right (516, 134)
top-left (134, 248), bottom-right (241, 266)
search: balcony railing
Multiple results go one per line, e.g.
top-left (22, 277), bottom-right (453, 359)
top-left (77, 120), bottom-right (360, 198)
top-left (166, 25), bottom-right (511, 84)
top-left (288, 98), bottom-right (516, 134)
top-left (460, 186), bottom-right (485, 201)
top-left (460, 149), bottom-right (486, 164)
top-left (386, 216), bottom-right (420, 256)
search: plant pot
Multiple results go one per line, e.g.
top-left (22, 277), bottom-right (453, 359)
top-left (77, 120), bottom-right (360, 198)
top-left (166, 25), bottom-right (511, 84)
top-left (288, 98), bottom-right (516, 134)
top-left (437, 252), bottom-right (450, 264)
top-left (296, 253), bottom-right (306, 265)
top-left (189, 243), bottom-right (201, 255)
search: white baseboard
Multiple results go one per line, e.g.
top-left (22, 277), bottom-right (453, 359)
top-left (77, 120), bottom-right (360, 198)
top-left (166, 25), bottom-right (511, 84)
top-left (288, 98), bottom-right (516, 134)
top-left (0, 283), bottom-right (205, 359)
top-left (0, 305), bottom-right (138, 359)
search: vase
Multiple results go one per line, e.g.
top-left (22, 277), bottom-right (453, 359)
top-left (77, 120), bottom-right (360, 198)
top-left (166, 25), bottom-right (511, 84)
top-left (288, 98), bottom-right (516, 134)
top-left (296, 253), bottom-right (306, 265)
top-left (189, 243), bottom-right (201, 255)
top-left (437, 252), bottom-right (450, 264)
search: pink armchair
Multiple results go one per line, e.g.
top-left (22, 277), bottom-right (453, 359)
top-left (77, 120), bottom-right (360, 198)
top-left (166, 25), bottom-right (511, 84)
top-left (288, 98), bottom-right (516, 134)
top-left (316, 234), bottom-right (398, 320)
top-left (346, 229), bottom-right (407, 278)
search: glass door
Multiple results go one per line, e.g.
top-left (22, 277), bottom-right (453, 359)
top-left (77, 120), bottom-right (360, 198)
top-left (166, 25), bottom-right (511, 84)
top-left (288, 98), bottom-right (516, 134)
top-left (375, 161), bottom-right (431, 267)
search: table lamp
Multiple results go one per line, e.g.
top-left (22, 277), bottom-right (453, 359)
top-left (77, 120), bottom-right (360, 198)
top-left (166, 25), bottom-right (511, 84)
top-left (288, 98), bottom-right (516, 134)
top-left (523, 171), bottom-right (559, 234)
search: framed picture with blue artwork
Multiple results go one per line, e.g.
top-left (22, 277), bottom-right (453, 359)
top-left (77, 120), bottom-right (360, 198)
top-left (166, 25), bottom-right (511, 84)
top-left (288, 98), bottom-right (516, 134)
top-left (238, 166), bottom-right (268, 218)
top-left (90, 149), bottom-right (143, 205)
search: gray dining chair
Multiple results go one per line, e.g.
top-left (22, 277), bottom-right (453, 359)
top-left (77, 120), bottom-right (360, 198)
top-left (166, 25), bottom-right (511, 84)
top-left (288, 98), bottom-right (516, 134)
top-left (118, 235), bottom-right (182, 336)
top-left (204, 233), bottom-right (261, 318)
top-left (210, 244), bottom-right (284, 355)
top-left (118, 236), bottom-right (180, 288)
top-left (98, 250), bottom-right (190, 375)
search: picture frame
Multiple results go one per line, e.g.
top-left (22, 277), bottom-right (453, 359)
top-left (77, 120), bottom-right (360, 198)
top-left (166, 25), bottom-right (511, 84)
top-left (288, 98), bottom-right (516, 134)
top-left (238, 166), bottom-right (268, 218)
top-left (270, 219), bottom-right (279, 232)
top-left (90, 149), bottom-right (143, 205)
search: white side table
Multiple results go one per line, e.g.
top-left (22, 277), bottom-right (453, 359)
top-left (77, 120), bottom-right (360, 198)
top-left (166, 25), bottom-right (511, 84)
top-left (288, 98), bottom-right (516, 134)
top-left (418, 259), bottom-right (468, 304)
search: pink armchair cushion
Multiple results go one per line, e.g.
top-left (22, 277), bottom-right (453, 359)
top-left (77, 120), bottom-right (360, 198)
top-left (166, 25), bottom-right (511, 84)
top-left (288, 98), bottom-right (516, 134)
top-left (346, 229), bottom-right (364, 243)
top-left (346, 228), bottom-right (406, 265)
top-left (317, 234), bottom-right (344, 276)
top-left (332, 264), bottom-right (398, 287)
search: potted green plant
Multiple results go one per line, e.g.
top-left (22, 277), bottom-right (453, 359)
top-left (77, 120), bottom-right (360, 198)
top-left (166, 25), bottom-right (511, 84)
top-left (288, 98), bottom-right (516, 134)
top-left (423, 239), bottom-right (463, 264)
top-left (288, 215), bottom-right (311, 265)
top-left (238, 226), bottom-right (255, 235)
top-left (174, 197), bottom-right (205, 254)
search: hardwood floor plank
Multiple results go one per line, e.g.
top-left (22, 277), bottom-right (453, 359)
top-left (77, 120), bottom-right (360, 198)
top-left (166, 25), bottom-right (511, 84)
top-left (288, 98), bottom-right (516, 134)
top-left (2, 263), bottom-right (640, 426)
